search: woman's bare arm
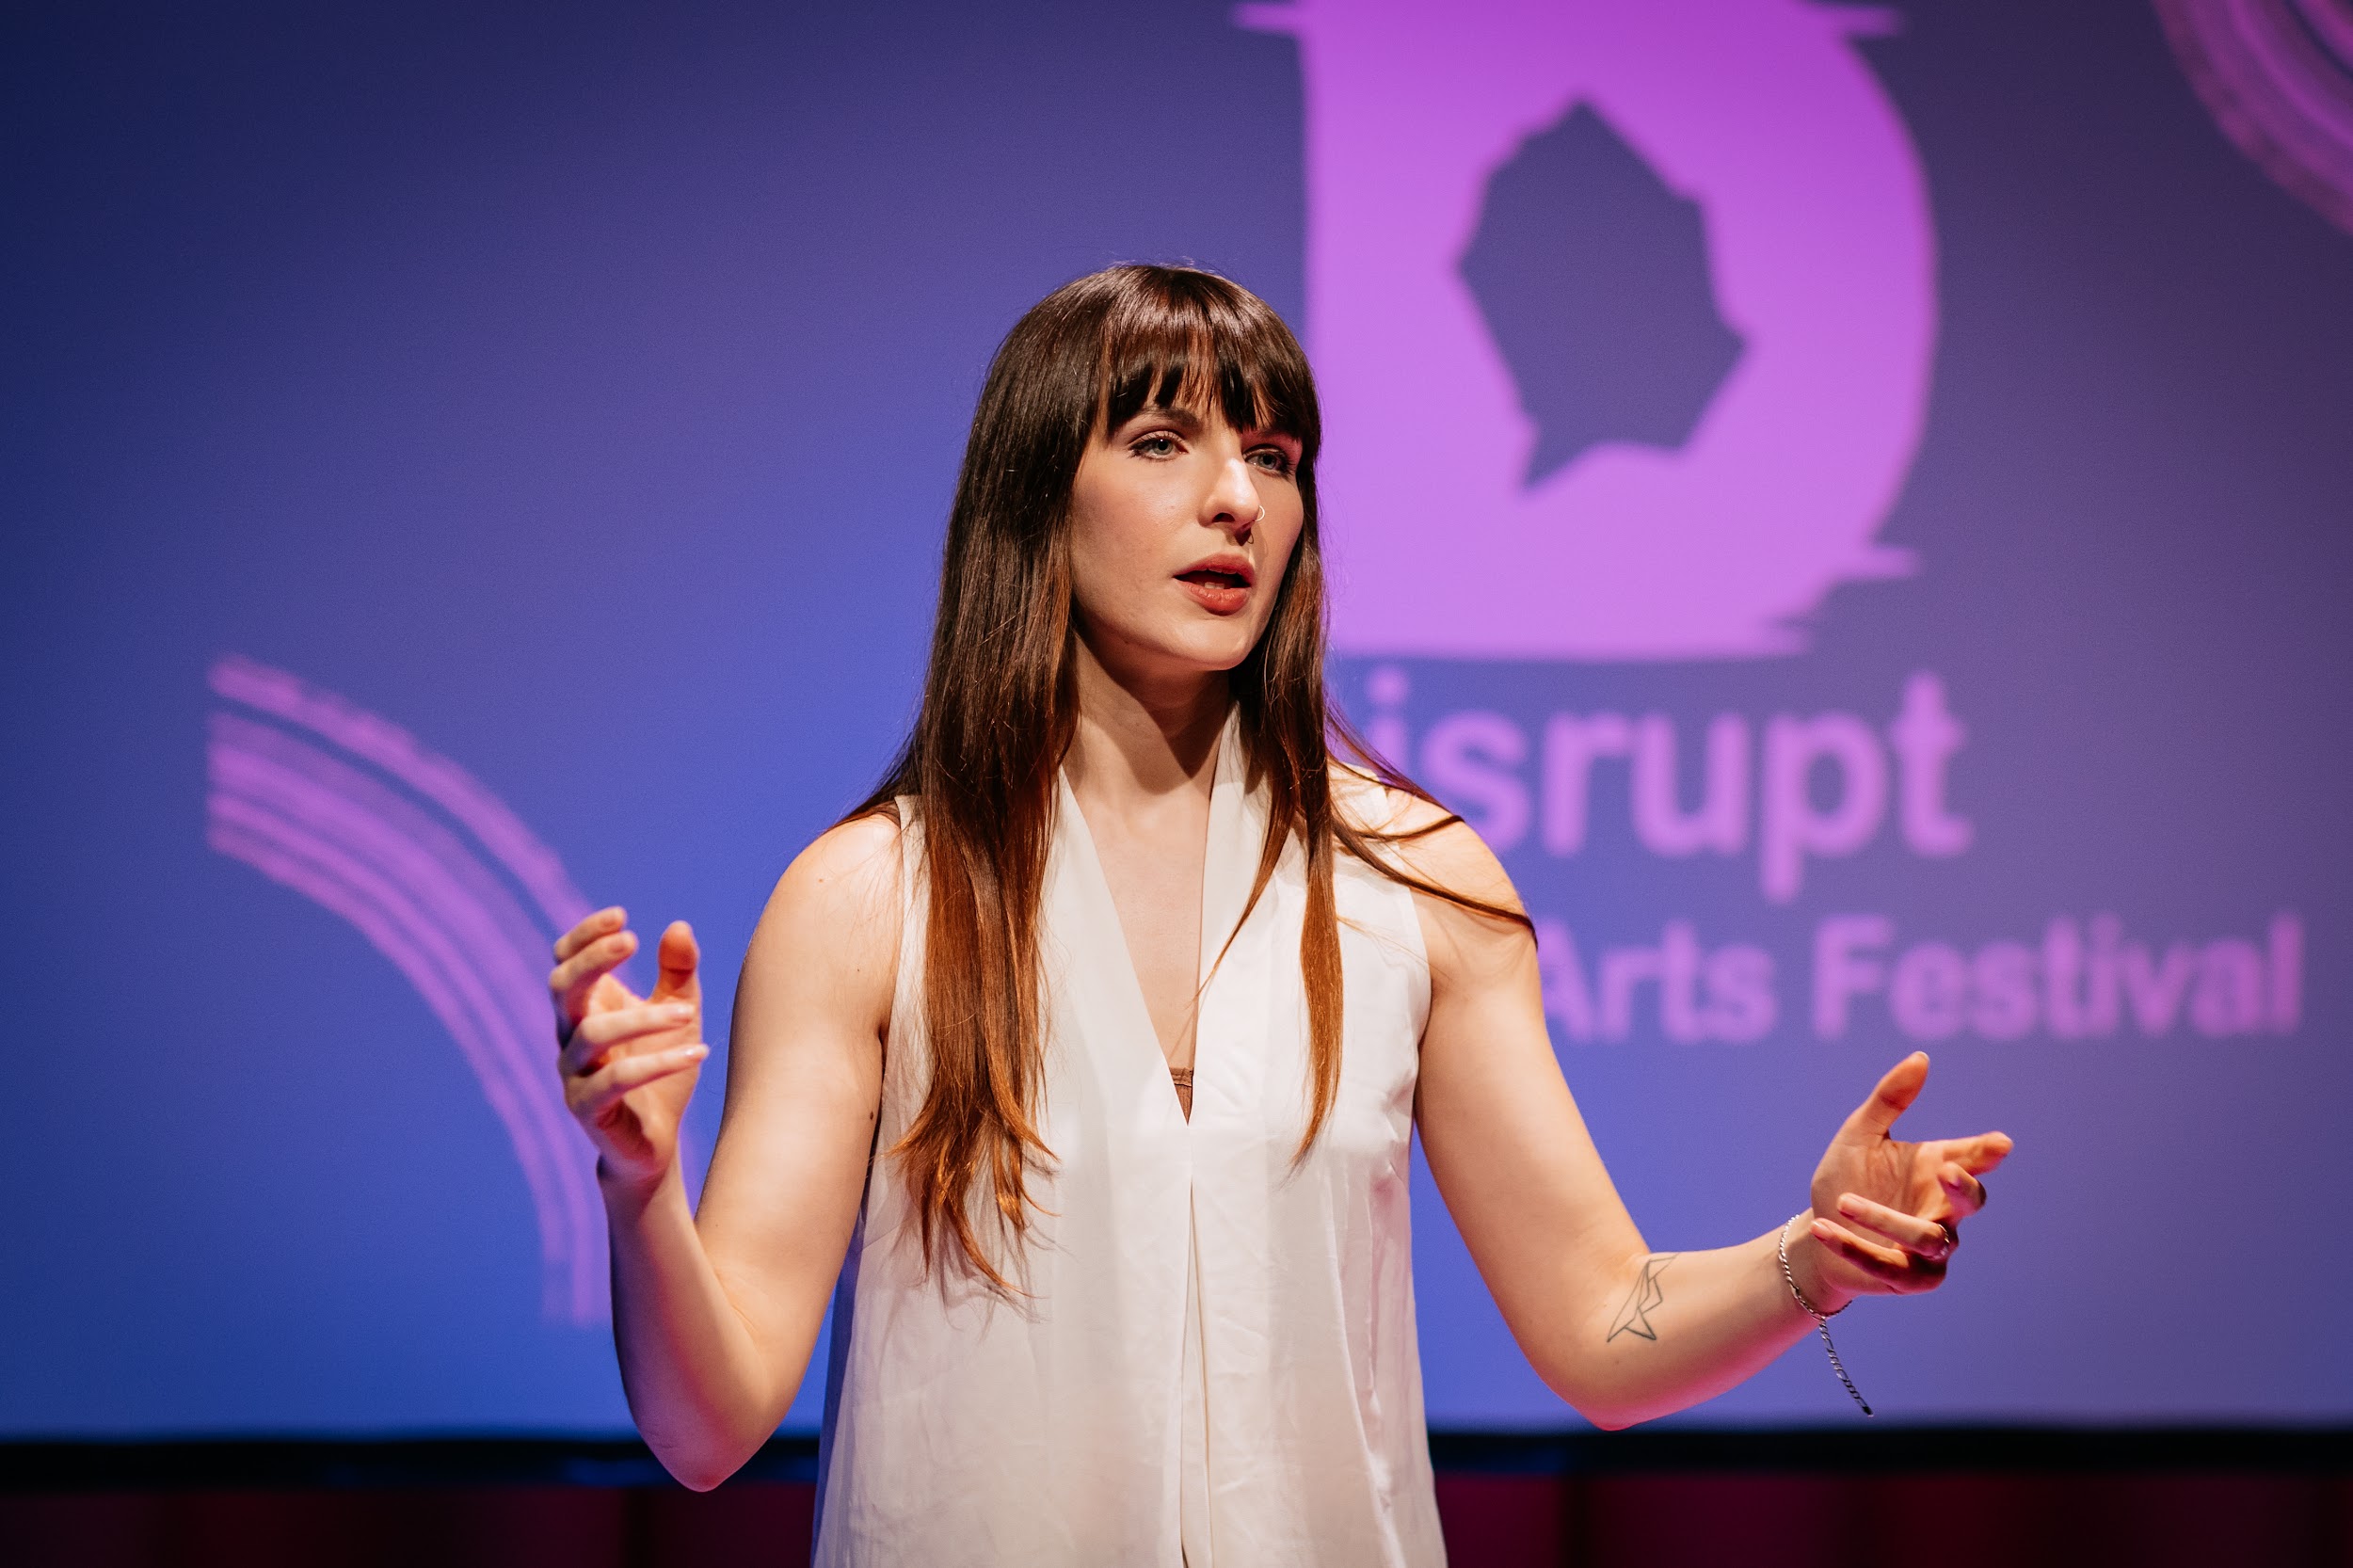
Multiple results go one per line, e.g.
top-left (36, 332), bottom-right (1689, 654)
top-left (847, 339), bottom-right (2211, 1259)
top-left (552, 813), bottom-right (899, 1487)
top-left (1394, 800), bottom-right (2009, 1430)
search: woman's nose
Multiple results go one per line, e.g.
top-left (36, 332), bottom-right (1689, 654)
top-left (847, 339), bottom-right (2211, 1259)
top-left (1206, 456), bottom-right (1260, 535)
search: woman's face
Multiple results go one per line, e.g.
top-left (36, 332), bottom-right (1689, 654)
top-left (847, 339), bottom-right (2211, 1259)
top-left (1065, 400), bottom-right (1305, 685)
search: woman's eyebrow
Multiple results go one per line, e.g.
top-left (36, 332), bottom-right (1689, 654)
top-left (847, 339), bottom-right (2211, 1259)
top-left (1128, 404), bottom-right (1207, 436)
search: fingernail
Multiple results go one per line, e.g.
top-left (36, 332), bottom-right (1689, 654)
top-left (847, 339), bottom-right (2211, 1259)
top-left (680, 1043), bottom-right (708, 1059)
top-left (664, 1003), bottom-right (694, 1018)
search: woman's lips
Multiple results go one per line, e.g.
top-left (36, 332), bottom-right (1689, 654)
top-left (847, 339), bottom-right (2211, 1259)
top-left (1176, 569), bottom-right (1250, 615)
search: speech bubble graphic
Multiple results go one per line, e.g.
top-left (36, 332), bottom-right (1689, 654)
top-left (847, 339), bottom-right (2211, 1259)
top-left (1243, 0), bottom-right (1939, 659)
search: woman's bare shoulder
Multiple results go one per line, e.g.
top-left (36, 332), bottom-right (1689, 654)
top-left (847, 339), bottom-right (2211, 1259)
top-left (743, 808), bottom-right (904, 1004)
top-left (1330, 760), bottom-right (1522, 921)
top-left (1329, 758), bottom-right (1433, 837)
top-left (781, 808), bottom-right (904, 904)
top-left (720, 812), bottom-right (899, 1169)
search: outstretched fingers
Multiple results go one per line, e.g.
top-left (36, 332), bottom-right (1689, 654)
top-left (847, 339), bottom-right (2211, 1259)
top-left (1834, 1193), bottom-right (1955, 1263)
top-left (1948, 1130), bottom-right (2014, 1174)
top-left (567, 1042), bottom-right (708, 1120)
top-left (1926, 1130), bottom-right (2010, 1217)
top-left (559, 1000), bottom-right (699, 1080)
top-left (1810, 1215), bottom-right (1939, 1288)
top-left (651, 920), bottom-right (701, 1006)
top-left (549, 917), bottom-right (639, 1036)
top-left (1840, 1051), bottom-right (1930, 1141)
top-left (553, 906), bottom-right (627, 965)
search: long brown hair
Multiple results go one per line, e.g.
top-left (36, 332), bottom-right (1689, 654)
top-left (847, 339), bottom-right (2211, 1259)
top-left (853, 264), bottom-right (1527, 1290)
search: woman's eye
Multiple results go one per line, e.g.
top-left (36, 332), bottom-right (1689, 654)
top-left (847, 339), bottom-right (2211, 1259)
top-left (1248, 448), bottom-right (1296, 476)
top-left (1131, 434), bottom-right (1179, 457)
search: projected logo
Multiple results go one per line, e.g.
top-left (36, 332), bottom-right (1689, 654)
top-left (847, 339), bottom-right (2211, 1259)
top-left (1242, 2), bottom-right (2308, 1050)
top-left (205, 655), bottom-right (606, 1324)
top-left (1243, 0), bottom-right (1937, 658)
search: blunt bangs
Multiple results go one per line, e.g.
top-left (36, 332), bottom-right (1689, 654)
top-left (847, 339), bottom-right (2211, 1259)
top-left (1095, 270), bottom-right (1321, 462)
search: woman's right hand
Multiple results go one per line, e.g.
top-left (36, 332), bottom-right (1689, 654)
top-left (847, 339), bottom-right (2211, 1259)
top-left (550, 907), bottom-right (711, 1191)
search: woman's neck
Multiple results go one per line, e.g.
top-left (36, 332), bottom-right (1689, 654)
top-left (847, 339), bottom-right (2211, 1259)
top-left (1063, 633), bottom-right (1230, 806)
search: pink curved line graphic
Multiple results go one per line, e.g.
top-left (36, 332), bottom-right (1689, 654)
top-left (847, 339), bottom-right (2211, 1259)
top-left (205, 657), bottom-right (605, 1324)
top-left (2158, 0), bottom-right (2353, 237)
top-left (211, 653), bottom-right (594, 935)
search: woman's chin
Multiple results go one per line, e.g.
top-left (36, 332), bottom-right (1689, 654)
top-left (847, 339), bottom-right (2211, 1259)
top-left (1172, 626), bottom-right (1263, 676)
top-left (1079, 614), bottom-right (1268, 687)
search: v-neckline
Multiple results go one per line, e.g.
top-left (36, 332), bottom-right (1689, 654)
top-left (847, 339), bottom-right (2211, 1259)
top-left (1053, 708), bottom-right (1251, 1122)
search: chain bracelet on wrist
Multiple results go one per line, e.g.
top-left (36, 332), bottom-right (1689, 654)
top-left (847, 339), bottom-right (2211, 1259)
top-left (1779, 1214), bottom-right (1872, 1416)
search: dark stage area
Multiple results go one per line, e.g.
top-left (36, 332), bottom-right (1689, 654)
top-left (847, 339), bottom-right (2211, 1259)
top-left (9, 1431), bottom-right (2351, 1567)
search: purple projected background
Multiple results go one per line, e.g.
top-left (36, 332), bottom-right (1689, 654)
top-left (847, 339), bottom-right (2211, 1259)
top-left (5, 0), bottom-right (2351, 1435)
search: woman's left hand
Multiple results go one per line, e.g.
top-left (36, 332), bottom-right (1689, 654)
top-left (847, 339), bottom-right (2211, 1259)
top-left (1798, 1052), bottom-right (2012, 1306)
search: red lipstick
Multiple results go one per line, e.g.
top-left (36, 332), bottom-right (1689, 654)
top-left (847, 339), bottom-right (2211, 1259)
top-left (1175, 552), bottom-right (1255, 616)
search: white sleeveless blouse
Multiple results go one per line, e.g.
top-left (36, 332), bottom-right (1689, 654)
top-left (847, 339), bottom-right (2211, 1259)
top-left (814, 717), bottom-right (1444, 1566)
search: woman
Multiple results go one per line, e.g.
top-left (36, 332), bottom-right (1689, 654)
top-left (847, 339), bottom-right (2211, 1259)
top-left (548, 265), bottom-right (2011, 1565)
